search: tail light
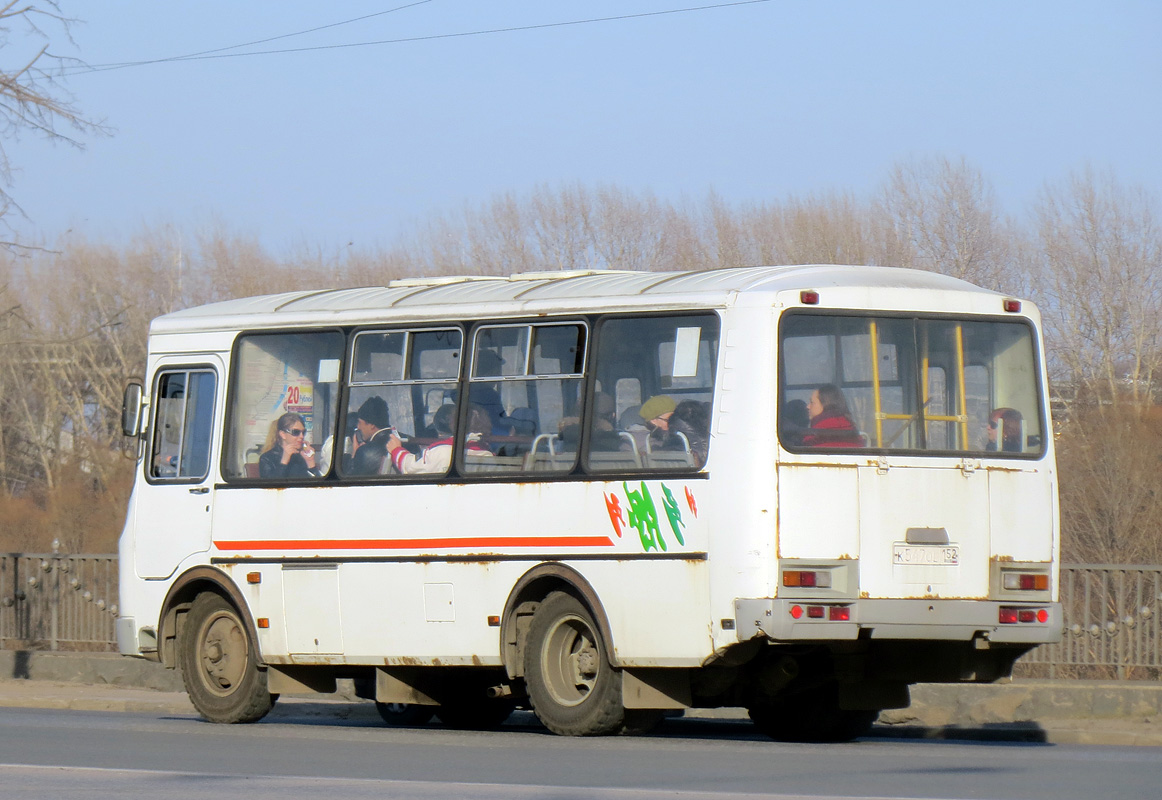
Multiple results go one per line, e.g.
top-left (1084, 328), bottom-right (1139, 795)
top-left (1002, 572), bottom-right (1049, 591)
top-left (789, 604), bottom-right (851, 622)
top-left (783, 570), bottom-right (832, 588)
top-left (999, 606), bottom-right (1050, 624)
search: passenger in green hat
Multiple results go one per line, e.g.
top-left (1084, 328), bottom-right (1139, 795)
top-left (640, 395), bottom-right (709, 468)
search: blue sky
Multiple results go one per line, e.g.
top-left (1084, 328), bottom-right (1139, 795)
top-left (7, 1), bottom-right (1161, 255)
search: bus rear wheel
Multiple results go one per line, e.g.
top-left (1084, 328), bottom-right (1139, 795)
top-left (525, 591), bottom-right (624, 736)
top-left (179, 592), bottom-right (274, 724)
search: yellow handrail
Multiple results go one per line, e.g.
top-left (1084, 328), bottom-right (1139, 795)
top-left (954, 323), bottom-right (970, 447)
top-left (869, 319), bottom-right (883, 446)
top-left (867, 320), bottom-right (971, 449)
top-left (921, 324), bottom-right (930, 441)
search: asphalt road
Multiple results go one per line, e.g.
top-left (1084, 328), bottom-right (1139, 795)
top-left (0, 706), bottom-right (1159, 800)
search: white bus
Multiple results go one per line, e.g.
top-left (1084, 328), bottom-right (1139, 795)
top-left (117, 265), bottom-right (1061, 741)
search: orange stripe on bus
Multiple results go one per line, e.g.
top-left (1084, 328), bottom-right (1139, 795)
top-left (213, 535), bottom-right (616, 551)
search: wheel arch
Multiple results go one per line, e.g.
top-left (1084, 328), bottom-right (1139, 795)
top-left (500, 562), bottom-right (617, 680)
top-left (158, 566), bottom-right (262, 669)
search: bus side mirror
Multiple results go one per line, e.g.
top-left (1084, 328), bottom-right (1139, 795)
top-left (121, 381), bottom-right (144, 437)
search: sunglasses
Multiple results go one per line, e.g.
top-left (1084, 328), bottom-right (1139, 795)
top-left (283, 428), bottom-right (306, 437)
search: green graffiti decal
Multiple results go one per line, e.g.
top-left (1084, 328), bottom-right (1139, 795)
top-left (623, 480), bottom-right (665, 552)
top-left (660, 483), bottom-right (686, 546)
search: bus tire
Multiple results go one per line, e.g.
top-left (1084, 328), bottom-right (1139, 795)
top-left (375, 702), bottom-right (436, 727)
top-left (525, 591), bottom-right (624, 736)
top-left (179, 592), bottom-right (274, 724)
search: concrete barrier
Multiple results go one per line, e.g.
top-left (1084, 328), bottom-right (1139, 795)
top-left (0, 650), bottom-right (184, 692)
top-left (891, 680), bottom-right (1161, 727)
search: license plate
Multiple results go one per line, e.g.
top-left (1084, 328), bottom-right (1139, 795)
top-left (893, 544), bottom-right (960, 566)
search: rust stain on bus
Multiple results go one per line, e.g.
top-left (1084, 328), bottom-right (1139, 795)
top-left (789, 461), bottom-right (861, 469)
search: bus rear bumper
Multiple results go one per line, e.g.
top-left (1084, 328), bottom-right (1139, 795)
top-left (734, 598), bottom-right (1063, 644)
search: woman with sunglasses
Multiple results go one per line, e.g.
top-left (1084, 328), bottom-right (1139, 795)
top-left (258, 412), bottom-right (320, 478)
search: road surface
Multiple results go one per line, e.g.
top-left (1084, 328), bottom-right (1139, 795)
top-left (0, 706), bottom-right (1158, 799)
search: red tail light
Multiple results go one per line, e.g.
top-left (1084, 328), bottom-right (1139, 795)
top-left (1000, 606), bottom-right (1049, 624)
top-left (829, 606), bottom-right (851, 621)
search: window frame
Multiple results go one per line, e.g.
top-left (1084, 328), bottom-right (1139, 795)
top-left (220, 327), bottom-right (347, 484)
top-left (459, 320), bottom-right (590, 476)
top-left (215, 310), bottom-right (725, 487)
top-left (144, 365), bottom-right (218, 485)
top-left (338, 324), bottom-right (466, 482)
top-left (777, 308), bottom-right (1047, 459)
top-left (582, 310), bottom-right (721, 475)
top-left (467, 320), bottom-right (589, 382)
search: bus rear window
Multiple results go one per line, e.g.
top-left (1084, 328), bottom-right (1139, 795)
top-left (779, 313), bottom-right (1043, 456)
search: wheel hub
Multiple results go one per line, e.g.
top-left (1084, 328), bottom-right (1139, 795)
top-left (542, 614), bottom-right (601, 707)
top-left (199, 612), bottom-right (248, 694)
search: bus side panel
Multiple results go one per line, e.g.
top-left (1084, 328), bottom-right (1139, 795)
top-left (209, 481), bottom-right (715, 667)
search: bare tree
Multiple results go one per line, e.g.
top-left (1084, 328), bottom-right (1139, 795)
top-left (876, 156), bottom-right (1016, 289)
top-left (1033, 168), bottom-right (1162, 409)
top-left (1056, 407), bottom-right (1162, 565)
top-left (743, 191), bottom-right (878, 267)
top-left (402, 184), bottom-right (697, 276)
top-left (0, 1), bottom-right (106, 245)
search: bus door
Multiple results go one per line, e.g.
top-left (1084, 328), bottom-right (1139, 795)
top-left (135, 359), bottom-right (221, 579)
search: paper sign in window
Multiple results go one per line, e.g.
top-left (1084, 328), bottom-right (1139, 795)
top-left (317, 358), bottom-right (341, 383)
top-left (672, 327), bottom-right (701, 378)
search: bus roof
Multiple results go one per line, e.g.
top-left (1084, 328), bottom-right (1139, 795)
top-left (150, 264), bottom-right (1007, 335)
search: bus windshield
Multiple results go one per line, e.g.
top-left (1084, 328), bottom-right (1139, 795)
top-left (779, 313), bottom-right (1044, 455)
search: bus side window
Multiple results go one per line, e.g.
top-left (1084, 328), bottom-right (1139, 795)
top-left (149, 369), bottom-right (216, 481)
top-left (586, 314), bottom-right (719, 472)
top-left (343, 327), bottom-right (462, 479)
top-left (224, 331), bottom-right (344, 481)
top-left (463, 323), bottom-right (587, 475)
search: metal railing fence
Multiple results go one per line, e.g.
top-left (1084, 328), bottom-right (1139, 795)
top-left (1, 556), bottom-right (1159, 678)
top-left (1016, 564), bottom-right (1161, 680)
top-left (0, 552), bottom-right (119, 651)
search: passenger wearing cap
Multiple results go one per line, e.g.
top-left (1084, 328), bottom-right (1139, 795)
top-left (640, 395), bottom-right (710, 468)
top-left (349, 396), bottom-right (392, 476)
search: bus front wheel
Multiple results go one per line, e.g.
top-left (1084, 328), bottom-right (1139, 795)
top-left (525, 591), bottom-right (624, 736)
top-left (179, 592), bottom-right (274, 724)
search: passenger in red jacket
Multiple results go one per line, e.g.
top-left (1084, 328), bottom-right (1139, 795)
top-left (802, 384), bottom-right (864, 448)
